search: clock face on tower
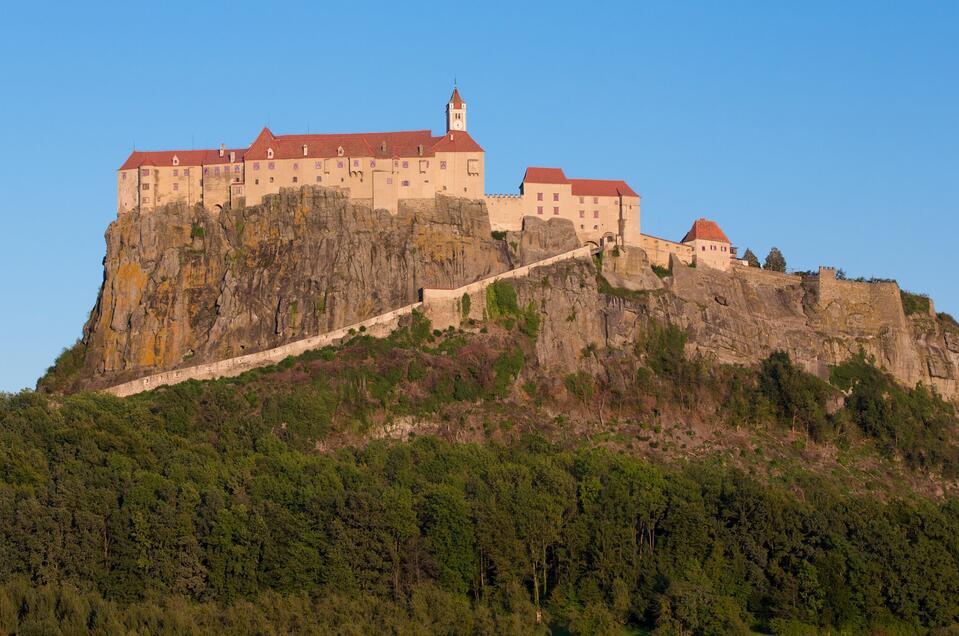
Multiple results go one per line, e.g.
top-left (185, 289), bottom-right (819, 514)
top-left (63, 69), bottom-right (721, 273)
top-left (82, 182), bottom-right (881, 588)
top-left (452, 119), bottom-right (463, 130)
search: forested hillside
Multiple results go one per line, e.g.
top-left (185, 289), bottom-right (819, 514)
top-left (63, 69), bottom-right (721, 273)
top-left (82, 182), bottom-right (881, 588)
top-left (9, 296), bottom-right (959, 634)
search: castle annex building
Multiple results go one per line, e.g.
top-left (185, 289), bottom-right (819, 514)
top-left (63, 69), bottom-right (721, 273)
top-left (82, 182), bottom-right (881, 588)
top-left (118, 88), bottom-right (739, 270)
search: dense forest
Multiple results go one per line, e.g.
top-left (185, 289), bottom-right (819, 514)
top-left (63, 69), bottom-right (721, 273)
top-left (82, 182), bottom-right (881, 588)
top-left (9, 287), bottom-right (959, 634)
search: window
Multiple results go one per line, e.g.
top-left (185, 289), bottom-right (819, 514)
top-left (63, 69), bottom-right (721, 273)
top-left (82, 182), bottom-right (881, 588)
top-left (269, 177), bottom-right (274, 183)
top-left (537, 206), bottom-right (543, 215)
top-left (314, 161), bottom-right (322, 169)
top-left (141, 169), bottom-right (150, 177)
top-left (337, 161), bottom-right (344, 169)
top-left (440, 161), bottom-right (447, 169)
top-left (579, 210), bottom-right (585, 218)
top-left (293, 163), bottom-right (299, 170)
top-left (370, 160), bottom-right (375, 167)
top-left (701, 246), bottom-right (706, 251)
top-left (142, 183), bottom-right (150, 190)
top-left (537, 192), bottom-right (543, 201)
top-left (255, 178), bottom-right (259, 185)
top-left (467, 158), bottom-right (479, 175)
top-left (173, 183), bottom-right (178, 191)
top-left (353, 160), bottom-right (360, 167)
top-left (316, 176), bottom-right (322, 183)
top-left (122, 173), bottom-right (126, 180)
top-left (419, 160), bottom-right (428, 172)
top-left (402, 161), bottom-right (409, 168)
top-left (593, 210), bottom-right (599, 218)
top-left (553, 193), bottom-right (559, 202)
top-left (292, 176), bottom-right (298, 183)
top-left (553, 206), bottom-right (559, 215)
top-left (722, 246), bottom-right (727, 252)
top-left (580, 224), bottom-right (584, 229)
top-left (268, 162), bottom-right (275, 170)
top-left (234, 166), bottom-right (241, 173)
top-left (253, 163), bottom-right (260, 170)
top-left (593, 225), bottom-right (598, 230)
top-left (593, 197), bottom-right (598, 204)
top-left (173, 169), bottom-right (178, 176)
top-left (143, 196), bottom-right (150, 203)
top-left (711, 245), bottom-right (716, 251)
top-left (579, 196), bottom-right (584, 204)
top-left (387, 177), bottom-right (393, 184)
top-left (267, 148), bottom-right (274, 159)
top-left (183, 168), bottom-right (190, 176)
top-left (214, 167), bottom-right (220, 175)
top-left (402, 180), bottom-right (410, 186)
top-left (204, 168), bottom-right (209, 174)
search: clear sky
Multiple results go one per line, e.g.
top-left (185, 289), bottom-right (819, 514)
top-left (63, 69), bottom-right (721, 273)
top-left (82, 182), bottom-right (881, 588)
top-left (0, 1), bottom-right (956, 392)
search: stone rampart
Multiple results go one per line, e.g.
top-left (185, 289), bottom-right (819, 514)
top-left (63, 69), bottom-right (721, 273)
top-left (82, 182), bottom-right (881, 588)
top-left (104, 303), bottom-right (422, 397)
top-left (103, 244), bottom-right (592, 397)
top-left (422, 245), bottom-right (593, 330)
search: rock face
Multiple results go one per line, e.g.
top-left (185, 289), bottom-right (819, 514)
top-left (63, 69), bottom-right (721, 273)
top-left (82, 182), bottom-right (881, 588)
top-left (79, 188), bottom-right (578, 389)
top-left (512, 248), bottom-right (959, 401)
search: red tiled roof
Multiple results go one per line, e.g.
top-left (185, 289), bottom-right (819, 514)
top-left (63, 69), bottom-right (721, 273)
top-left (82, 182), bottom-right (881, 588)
top-left (570, 178), bottom-right (638, 198)
top-left (119, 148), bottom-right (245, 170)
top-left (523, 167), bottom-right (569, 184)
top-left (521, 167), bottom-right (638, 197)
top-left (681, 218), bottom-right (731, 244)
top-left (449, 88), bottom-right (464, 108)
top-left (431, 130), bottom-right (483, 153)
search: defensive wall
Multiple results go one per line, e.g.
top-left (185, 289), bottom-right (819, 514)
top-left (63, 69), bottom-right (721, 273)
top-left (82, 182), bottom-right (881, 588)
top-left (641, 234), bottom-right (694, 268)
top-left (103, 244), bottom-right (593, 397)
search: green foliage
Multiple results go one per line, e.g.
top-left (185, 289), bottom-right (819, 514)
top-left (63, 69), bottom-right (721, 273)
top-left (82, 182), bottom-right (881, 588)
top-left (3, 389), bottom-right (959, 633)
top-left (565, 371), bottom-right (595, 403)
top-left (35, 339), bottom-right (85, 394)
top-left (490, 230), bottom-right (507, 241)
top-left (831, 352), bottom-right (959, 473)
top-left (764, 247), bottom-right (786, 272)
top-left (651, 264), bottom-right (670, 278)
top-left (190, 222), bottom-right (205, 239)
top-left (485, 280), bottom-right (519, 320)
top-left (460, 292), bottom-right (471, 320)
top-left (901, 290), bottom-right (931, 316)
top-left (758, 351), bottom-right (833, 440)
top-left (742, 248), bottom-right (761, 268)
top-left (940, 312), bottom-right (959, 330)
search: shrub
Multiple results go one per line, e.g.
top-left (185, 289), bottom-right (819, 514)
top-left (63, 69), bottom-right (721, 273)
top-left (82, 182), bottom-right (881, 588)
top-left (490, 230), bottom-right (507, 241)
top-left (485, 280), bottom-right (519, 319)
top-left (901, 290), bottom-right (931, 316)
top-left (460, 293), bottom-right (471, 320)
top-left (36, 340), bottom-right (86, 393)
top-left (651, 264), bottom-right (670, 278)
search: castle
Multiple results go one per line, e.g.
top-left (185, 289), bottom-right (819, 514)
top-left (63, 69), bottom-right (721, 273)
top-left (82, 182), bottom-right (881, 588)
top-left (118, 88), bottom-right (740, 270)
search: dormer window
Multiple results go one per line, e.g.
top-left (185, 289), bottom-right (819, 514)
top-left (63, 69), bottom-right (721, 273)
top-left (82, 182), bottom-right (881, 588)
top-left (417, 144), bottom-right (424, 156)
top-left (267, 148), bottom-right (274, 159)
top-left (172, 155), bottom-right (179, 166)
top-left (229, 151), bottom-right (235, 163)
top-left (380, 141), bottom-right (387, 153)
top-left (337, 146), bottom-right (344, 157)
top-left (302, 144), bottom-right (308, 156)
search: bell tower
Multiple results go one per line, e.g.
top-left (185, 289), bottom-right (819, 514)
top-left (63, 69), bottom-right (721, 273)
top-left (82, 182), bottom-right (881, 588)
top-left (446, 87), bottom-right (466, 133)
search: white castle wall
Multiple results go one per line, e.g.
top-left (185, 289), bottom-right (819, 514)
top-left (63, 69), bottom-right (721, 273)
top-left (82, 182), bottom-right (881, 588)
top-left (103, 244), bottom-right (594, 398)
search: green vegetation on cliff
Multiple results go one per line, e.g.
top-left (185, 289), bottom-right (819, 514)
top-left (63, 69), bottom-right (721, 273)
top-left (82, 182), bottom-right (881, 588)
top-left (7, 310), bottom-right (959, 633)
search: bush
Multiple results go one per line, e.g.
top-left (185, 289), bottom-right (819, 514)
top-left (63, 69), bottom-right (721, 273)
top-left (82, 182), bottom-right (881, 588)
top-left (36, 340), bottom-right (86, 393)
top-left (651, 264), bottom-right (670, 278)
top-left (485, 280), bottom-right (519, 320)
top-left (901, 290), bottom-right (931, 316)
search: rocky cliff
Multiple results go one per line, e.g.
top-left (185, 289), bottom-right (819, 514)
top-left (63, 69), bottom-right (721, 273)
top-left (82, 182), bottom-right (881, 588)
top-left (510, 248), bottom-right (959, 401)
top-left (76, 188), bottom-right (577, 390)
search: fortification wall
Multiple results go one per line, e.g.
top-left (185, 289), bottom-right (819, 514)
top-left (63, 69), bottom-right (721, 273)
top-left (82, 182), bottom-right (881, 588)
top-left (103, 244), bottom-right (592, 397)
top-left (730, 264), bottom-right (802, 290)
top-left (640, 234), bottom-right (693, 269)
top-left (813, 267), bottom-right (907, 333)
top-left (485, 194), bottom-right (525, 231)
top-left (105, 303), bottom-right (421, 397)
top-left (422, 245), bottom-right (593, 330)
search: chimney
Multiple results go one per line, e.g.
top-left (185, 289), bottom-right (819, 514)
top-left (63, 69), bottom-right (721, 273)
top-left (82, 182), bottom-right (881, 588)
top-left (302, 144), bottom-right (308, 156)
top-left (229, 151), bottom-right (235, 163)
top-left (219, 144), bottom-right (225, 157)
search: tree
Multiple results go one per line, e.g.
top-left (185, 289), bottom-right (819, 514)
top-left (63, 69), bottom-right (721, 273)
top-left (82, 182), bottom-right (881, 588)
top-left (764, 247), bottom-right (786, 272)
top-left (742, 248), bottom-right (760, 268)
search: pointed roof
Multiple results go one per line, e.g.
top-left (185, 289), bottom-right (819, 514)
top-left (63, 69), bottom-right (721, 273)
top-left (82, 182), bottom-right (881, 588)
top-left (449, 87), bottom-right (464, 108)
top-left (523, 167), bottom-right (569, 184)
top-left (681, 218), bottom-right (731, 244)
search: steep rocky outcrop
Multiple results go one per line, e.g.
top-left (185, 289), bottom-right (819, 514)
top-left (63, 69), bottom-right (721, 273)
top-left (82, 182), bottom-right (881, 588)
top-left (78, 188), bottom-right (578, 389)
top-left (511, 249), bottom-right (959, 401)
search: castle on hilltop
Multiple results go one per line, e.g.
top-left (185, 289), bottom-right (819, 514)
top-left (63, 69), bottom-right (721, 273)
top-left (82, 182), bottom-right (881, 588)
top-left (118, 88), bottom-right (740, 270)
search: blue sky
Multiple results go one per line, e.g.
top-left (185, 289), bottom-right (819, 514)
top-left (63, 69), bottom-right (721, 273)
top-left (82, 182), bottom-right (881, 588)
top-left (0, 1), bottom-right (956, 392)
